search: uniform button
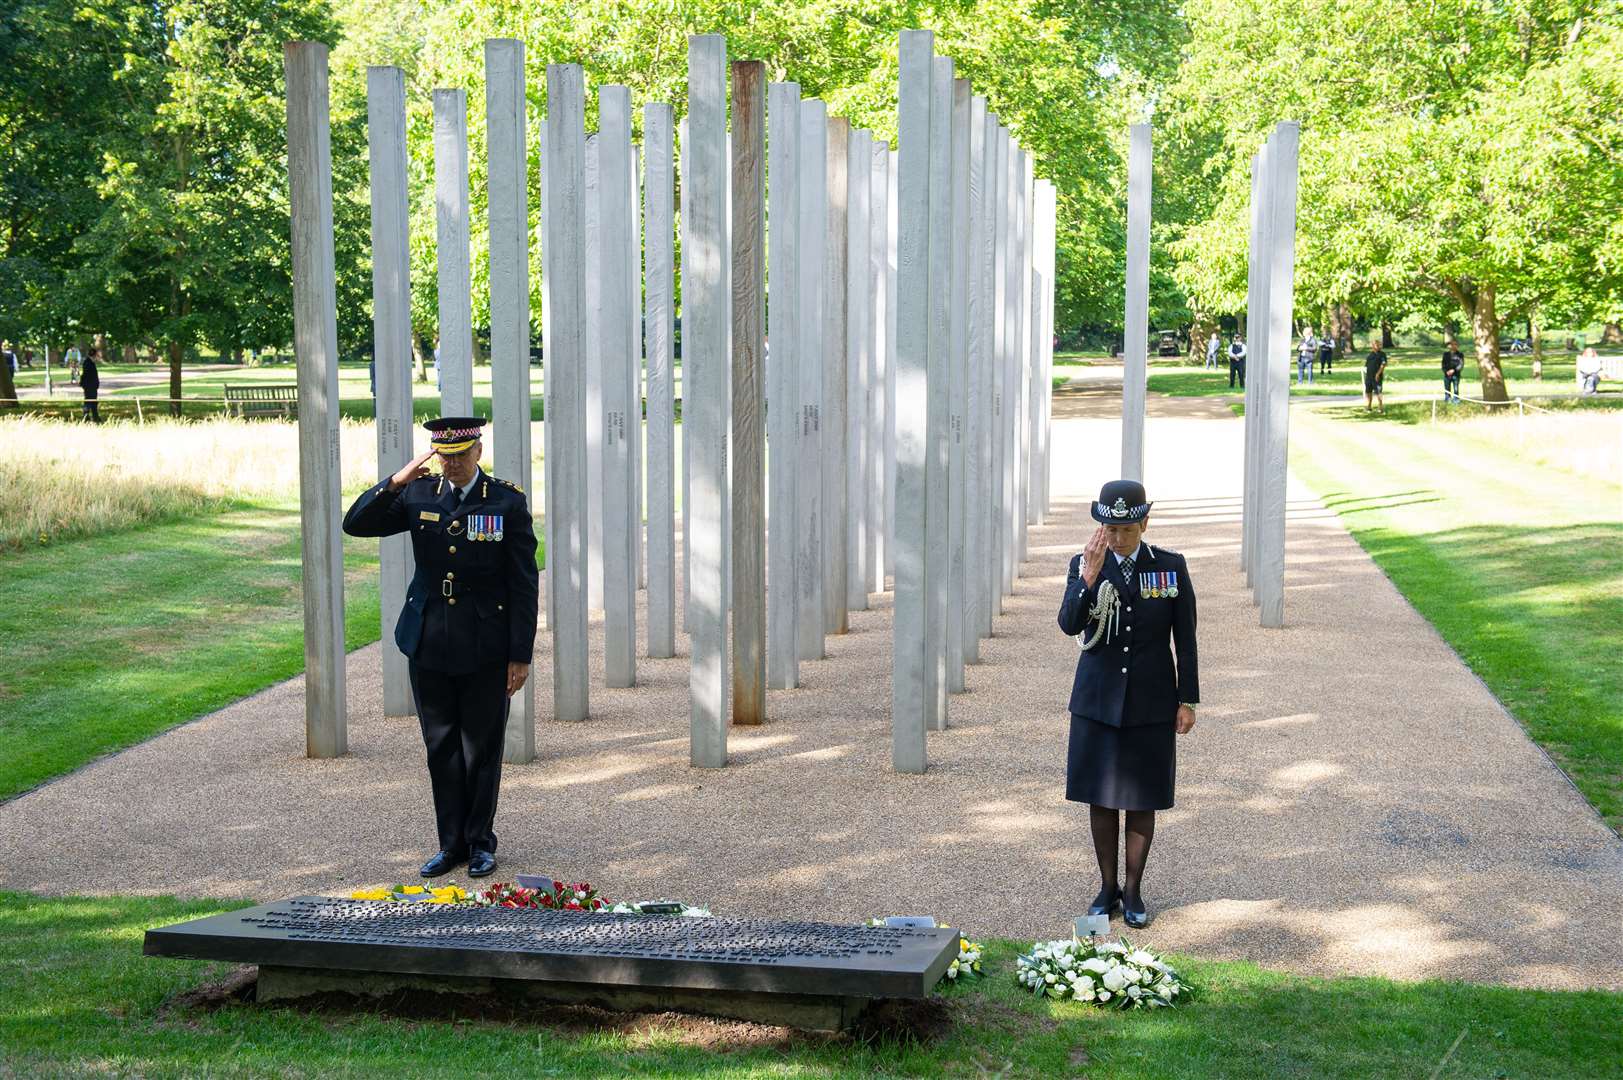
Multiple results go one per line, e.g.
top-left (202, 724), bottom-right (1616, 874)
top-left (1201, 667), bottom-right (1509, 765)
top-left (1126, 606), bottom-right (1132, 612)
top-left (446, 572), bottom-right (455, 580)
top-left (1121, 667), bottom-right (1128, 674)
top-left (449, 545), bottom-right (457, 554)
top-left (1124, 625), bottom-right (1131, 631)
top-left (448, 597), bottom-right (458, 605)
top-left (498, 604), bottom-right (504, 611)
top-left (1122, 646), bottom-right (1129, 652)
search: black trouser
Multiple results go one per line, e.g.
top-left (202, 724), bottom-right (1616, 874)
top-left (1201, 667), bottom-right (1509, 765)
top-left (1229, 359), bottom-right (1245, 388)
top-left (1443, 372), bottom-right (1461, 402)
top-left (82, 397), bottom-right (100, 422)
top-left (408, 659), bottom-right (509, 855)
top-left (1318, 351), bottom-right (1332, 374)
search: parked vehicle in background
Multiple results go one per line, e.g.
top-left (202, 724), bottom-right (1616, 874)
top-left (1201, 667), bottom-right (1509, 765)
top-left (1155, 330), bottom-right (1181, 356)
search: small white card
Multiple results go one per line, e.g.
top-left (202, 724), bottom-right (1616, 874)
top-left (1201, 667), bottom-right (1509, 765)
top-left (884, 916), bottom-right (937, 929)
top-left (1074, 914), bottom-right (1110, 938)
top-left (515, 873), bottom-right (557, 892)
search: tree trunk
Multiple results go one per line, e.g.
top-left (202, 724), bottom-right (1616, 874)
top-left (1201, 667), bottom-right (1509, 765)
top-left (411, 325), bottom-right (430, 383)
top-left (168, 339), bottom-right (184, 417)
top-left (1464, 282), bottom-right (1509, 402)
top-left (1530, 318), bottom-right (1543, 380)
top-left (1334, 302), bottom-right (1353, 357)
top-left (1189, 312), bottom-right (1217, 363)
top-left (1380, 319), bottom-right (1395, 348)
top-left (0, 345), bottom-right (17, 406)
top-left (1602, 321), bottom-right (1622, 345)
top-left (123, 344), bottom-right (137, 363)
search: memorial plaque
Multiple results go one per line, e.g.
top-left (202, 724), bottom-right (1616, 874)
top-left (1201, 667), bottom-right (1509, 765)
top-left (144, 897), bottom-right (960, 1003)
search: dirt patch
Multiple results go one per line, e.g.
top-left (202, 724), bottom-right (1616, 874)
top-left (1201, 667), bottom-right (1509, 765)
top-left (158, 965), bottom-right (259, 1016)
top-left (160, 968), bottom-right (956, 1049)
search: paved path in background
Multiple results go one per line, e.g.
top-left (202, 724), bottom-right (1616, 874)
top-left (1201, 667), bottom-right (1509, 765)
top-left (2, 396), bottom-right (1618, 990)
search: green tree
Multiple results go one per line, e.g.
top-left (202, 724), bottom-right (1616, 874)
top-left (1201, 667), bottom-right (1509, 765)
top-left (1163, 0), bottom-right (1623, 401)
top-left (69, 0), bottom-right (365, 414)
top-left (0, 3), bottom-right (127, 402)
top-left (334, 0), bottom-right (1177, 347)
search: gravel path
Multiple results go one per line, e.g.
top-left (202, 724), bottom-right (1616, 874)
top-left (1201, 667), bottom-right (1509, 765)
top-left (2, 396), bottom-right (1618, 990)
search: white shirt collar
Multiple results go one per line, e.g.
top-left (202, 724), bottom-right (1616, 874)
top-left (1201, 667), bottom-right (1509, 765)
top-left (1112, 543), bottom-right (1145, 566)
top-left (455, 467), bottom-right (482, 501)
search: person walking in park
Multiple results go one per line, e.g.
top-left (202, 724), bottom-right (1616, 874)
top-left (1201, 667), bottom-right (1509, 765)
top-left (1441, 339), bottom-right (1465, 403)
top-left (1576, 346), bottom-right (1603, 395)
top-left (1317, 333), bottom-right (1334, 375)
top-left (79, 347), bottom-right (101, 423)
top-left (342, 416), bottom-right (540, 881)
top-left (1205, 330), bottom-right (1220, 370)
top-left (1297, 330), bottom-right (1317, 385)
top-left (66, 345), bottom-right (81, 385)
top-left (1363, 339), bottom-right (1388, 413)
top-left (1059, 480), bottom-right (1199, 930)
top-left (1227, 334), bottom-right (1247, 388)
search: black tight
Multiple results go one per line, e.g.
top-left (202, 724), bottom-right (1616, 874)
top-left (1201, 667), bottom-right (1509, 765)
top-left (1088, 806), bottom-right (1156, 902)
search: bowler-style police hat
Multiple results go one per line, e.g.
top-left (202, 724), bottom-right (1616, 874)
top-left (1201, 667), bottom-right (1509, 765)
top-left (1091, 479), bottom-right (1152, 524)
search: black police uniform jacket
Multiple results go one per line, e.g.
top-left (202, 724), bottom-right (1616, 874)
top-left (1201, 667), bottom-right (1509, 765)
top-left (1057, 544), bottom-right (1198, 728)
top-left (343, 468), bottom-right (539, 675)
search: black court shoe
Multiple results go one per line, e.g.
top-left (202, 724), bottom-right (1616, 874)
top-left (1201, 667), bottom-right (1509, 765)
top-left (420, 850), bottom-right (465, 878)
top-left (1122, 893), bottom-right (1149, 929)
top-left (1087, 887), bottom-right (1122, 917)
top-left (468, 850), bottom-right (498, 878)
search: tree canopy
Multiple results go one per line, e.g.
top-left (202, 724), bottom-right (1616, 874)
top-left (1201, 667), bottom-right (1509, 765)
top-left (1, 0), bottom-right (1618, 405)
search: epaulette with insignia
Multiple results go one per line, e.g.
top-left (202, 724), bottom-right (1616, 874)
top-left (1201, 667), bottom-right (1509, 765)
top-left (492, 476), bottom-right (524, 494)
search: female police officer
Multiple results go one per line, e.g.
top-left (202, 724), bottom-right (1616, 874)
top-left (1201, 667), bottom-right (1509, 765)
top-left (1058, 479), bottom-right (1199, 928)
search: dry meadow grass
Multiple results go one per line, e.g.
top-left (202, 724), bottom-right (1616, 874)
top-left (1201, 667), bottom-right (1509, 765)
top-left (0, 416), bottom-right (383, 549)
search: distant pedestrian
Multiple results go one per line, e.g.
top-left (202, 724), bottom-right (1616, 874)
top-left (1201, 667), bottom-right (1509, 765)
top-left (1227, 335), bottom-right (1247, 389)
top-left (80, 347), bottom-right (102, 423)
top-left (1205, 331), bottom-right (1220, 370)
top-left (1363, 340), bottom-right (1387, 414)
top-left (66, 345), bottom-right (81, 385)
top-left (1297, 331), bottom-right (1316, 385)
top-left (1441, 339), bottom-right (1465, 404)
top-left (1576, 347), bottom-right (1603, 396)
top-left (1317, 335), bottom-right (1334, 375)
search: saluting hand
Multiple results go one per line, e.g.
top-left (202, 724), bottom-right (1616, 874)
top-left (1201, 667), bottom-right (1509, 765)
top-left (388, 447), bottom-right (436, 491)
top-left (1079, 526), bottom-right (1108, 588)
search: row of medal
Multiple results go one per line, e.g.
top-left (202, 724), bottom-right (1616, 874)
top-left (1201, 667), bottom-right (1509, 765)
top-left (1137, 570), bottom-right (1179, 598)
top-left (466, 513), bottom-right (504, 542)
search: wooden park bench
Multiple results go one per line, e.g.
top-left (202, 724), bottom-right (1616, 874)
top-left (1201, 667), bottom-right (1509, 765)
top-left (224, 383), bottom-right (298, 419)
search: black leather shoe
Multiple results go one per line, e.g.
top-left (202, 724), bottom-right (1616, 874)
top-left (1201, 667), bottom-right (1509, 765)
top-left (1087, 887), bottom-right (1122, 917)
top-left (1122, 893), bottom-right (1150, 929)
top-left (468, 850), bottom-right (497, 878)
top-left (420, 850), bottom-right (465, 878)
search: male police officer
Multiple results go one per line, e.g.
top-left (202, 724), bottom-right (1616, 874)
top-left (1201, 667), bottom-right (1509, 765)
top-left (343, 417), bottom-right (539, 878)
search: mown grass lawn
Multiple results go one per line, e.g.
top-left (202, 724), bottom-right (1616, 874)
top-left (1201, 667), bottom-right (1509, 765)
top-left (1288, 402), bottom-right (1623, 829)
top-left (2, 892), bottom-right (1618, 1079)
top-left (14, 359), bottom-right (693, 423)
top-left (1148, 346), bottom-right (1610, 401)
top-left (0, 506), bottom-right (383, 801)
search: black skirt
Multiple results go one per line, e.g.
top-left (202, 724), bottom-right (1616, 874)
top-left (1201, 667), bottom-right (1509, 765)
top-left (1065, 713), bottom-right (1175, 811)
